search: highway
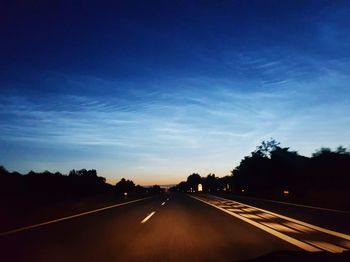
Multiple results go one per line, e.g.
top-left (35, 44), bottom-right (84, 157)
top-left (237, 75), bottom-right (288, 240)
top-left (1, 193), bottom-right (350, 261)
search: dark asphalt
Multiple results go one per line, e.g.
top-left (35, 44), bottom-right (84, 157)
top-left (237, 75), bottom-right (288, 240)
top-left (1, 193), bottom-right (298, 262)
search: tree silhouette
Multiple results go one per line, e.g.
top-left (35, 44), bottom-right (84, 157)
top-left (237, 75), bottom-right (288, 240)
top-left (115, 178), bottom-right (136, 194)
top-left (0, 167), bottom-right (111, 201)
top-left (186, 173), bottom-right (202, 192)
top-left (203, 173), bottom-right (220, 192)
top-left (175, 140), bottom-right (350, 209)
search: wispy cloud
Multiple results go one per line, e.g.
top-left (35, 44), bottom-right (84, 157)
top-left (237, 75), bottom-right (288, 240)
top-left (1, 65), bottom-right (350, 184)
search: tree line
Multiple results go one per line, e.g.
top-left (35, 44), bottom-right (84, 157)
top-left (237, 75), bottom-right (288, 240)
top-left (0, 167), bottom-right (162, 203)
top-left (173, 139), bottom-right (350, 209)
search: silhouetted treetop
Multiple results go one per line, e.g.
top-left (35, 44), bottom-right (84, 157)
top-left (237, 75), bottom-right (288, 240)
top-left (175, 139), bottom-right (350, 210)
top-left (0, 167), bottom-right (110, 199)
top-left (115, 178), bottom-right (136, 194)
top-left (313, 146), bottom-right (350, 157)
top-left (254, 138), bottom-right (281, 158)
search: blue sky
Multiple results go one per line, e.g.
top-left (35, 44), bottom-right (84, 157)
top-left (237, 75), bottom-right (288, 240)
top-left (1, 1), bottom-right (350, 185)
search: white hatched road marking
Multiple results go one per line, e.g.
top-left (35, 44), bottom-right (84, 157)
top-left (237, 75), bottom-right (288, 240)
top-left (236, 195), bottom-right (350, 215)
top-left (191, 195), bottom-right (321, 252)
top-left (240, 214), bottom-right (263, 220)
top-left (284, 222), bottom-right (315, 233)
top-left (191, 194), bottom-right (350, 253)
top-left (261, 222), bottom-right (299, 233)
top-left (213, 195), bottom-right (350, 241)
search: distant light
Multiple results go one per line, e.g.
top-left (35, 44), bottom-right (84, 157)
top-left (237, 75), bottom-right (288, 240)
top-left (283, 190), bottom-right (290, 196)
top-left (198, 183), bottom-right (203, 192)
top-left (241, 189), bottom-right (245, 193)
top-left (227, 184), bottom-right (230, 190)
top-left (124, 192), bottom-right (128, 196)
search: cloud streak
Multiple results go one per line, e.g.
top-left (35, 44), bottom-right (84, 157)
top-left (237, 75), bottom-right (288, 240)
top-left (1, 1), bottom-right (350, 184)
top-left (1, 66), bottom-right (350, 184)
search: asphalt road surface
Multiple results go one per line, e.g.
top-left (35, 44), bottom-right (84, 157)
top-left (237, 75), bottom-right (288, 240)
top-left (1, 193), bottom-right (350, 261)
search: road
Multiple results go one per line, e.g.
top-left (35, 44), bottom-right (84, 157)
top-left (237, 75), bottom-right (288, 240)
top-left (1, 193), bottom-right (350, 261)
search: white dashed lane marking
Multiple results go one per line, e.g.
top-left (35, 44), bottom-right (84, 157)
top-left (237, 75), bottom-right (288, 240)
top-left (141, 211), bottom-right (156, 224)
top-left (0, 196), bottom-right (153, 236)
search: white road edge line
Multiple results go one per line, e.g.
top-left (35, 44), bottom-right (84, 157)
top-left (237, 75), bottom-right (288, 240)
top-left (305, 240), bottom-right (347, 253)
top-left (161, 202), bottom-right (166, 206)
top-left (141, 211), bottom-right (156, 224)
top-left (212, 194), bottom-right (350, 241)
top-left (190, 195), bottom-right (321, 252)
top-left (0, 196), bottom-right (153, 236)
top-left (232, 195), bottom-right (350, 215)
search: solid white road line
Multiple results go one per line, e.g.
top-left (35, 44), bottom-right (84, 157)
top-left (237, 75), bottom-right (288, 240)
top-left (141, 211), bottom-right (156, 224)
top-left (191, 195), bottom-right (321, 252)
top-left (212, 195), bottom-right (350, 241)
top-left (305, 241), bottom-right (347, 253)
top-left (0, 196), bottom-right (153, 236)
top-left (161, 202), bottom-right (166, 206)
top-left (232, 195), bottom-right (350, 214)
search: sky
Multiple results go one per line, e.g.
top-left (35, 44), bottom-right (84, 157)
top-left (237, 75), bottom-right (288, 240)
top-left (1, 1), bottom-right (350, 185)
